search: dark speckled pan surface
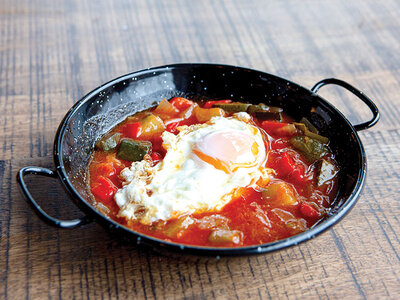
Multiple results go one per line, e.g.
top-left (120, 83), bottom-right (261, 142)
top-left (22, 64), bottom-right (379, 256)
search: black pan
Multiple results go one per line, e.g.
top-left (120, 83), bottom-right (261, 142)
top-left (17, 64), bottom-right (379, 256)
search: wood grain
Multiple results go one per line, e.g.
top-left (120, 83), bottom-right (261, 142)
top-left (1, 0), bottom-right (399, 299)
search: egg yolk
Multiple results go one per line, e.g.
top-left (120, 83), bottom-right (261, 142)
top-left (192, 130), bottom-right (263, 173)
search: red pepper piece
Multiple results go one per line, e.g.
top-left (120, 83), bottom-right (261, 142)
top-left (151, 135), bottom-right (165, 156)
top-left (169, 97), bottom-right (193, 111)
top-left (260, 121), bottom-right (288, 132)
top-left (203, 99), bottom-right (232, 109)
top-left (123, 122), bottom-right (141, 138)
top-left (300, 202), bottom-right (320, 218)
top-left (150, 152), bottom-right (162, 164)
top-left (91, 176), bottom-right (118, 205)
top-left (278, 152), bottom-right (296, 177)
top-left (276, 152), bottom-right (307, 183)
top-left (271, 139), bottom-right (290, 150)
top-left (290, 167), bottom-right (305, 183)
top-left (166, 121), bottom-right (181, 134)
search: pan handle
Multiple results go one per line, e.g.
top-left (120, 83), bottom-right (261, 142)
top-left (17, 166), bottom-right (91, 229)
top-left (311, 78), bottom-right (380, 131)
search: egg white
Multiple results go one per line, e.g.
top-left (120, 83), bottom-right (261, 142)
top-left (114, 113), bottom-right (269, 225)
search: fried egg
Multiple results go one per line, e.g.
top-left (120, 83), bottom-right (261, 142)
top-left (114, 112), bottom-right (270, 225)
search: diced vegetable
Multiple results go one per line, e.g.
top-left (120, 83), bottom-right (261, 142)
top-left (272, 208), bottom-right (307, 233)
top-left (278, 152), bottom-right (297, 177)
top-left (95, 133), bottom-right (121, 151)
top-left (290, 136), bottom-right (329, 162)
top-left (203, 99), bottom-right (232, 108)
top-left (166, 121), bottom-right (182, 134)
top-left (256, 174), bottom-right (271, 188)
top-left (208, 229), bottom-right (243, 245)
top-left (285, 219), bottom-right (307, 234)
top-left (151, 135), bottom-right (164, 155)
top-left (260, 121), bottom-right (287, 132)
top-left (91, 176), bottom-right (118, 205)
top-left (299, 202), bottom-right (320, 218)
top-left (255, 111), bottom-right (283, 121)
top-left (263, 122), bottom-right (301, 141)
top-left (169, 97), bottom-right (194, 111)
top-left (179, 102), bottom-right (197, 119)
top-left (248, 104), bottom-right (283, 120)
top-left (150, 152), bottom-right (162, 164)
top-left (293, 122), bottom-right (308, 134)
top-left (274, 152), bottom-right (307, 183)
top-left (290, 167), bottom-right (307, 183)
top-left (262, 181), bottom-right (298, 206)
top-left (247, 104), bottom-right (283, 114)
top-left (197, 215), bottom-right (230, 230)
top-left (271, 139), bottom-right (291, 150)
top-left (315, 159), bottom-right (338, 186)
top-left (194, 106), bottom-right (225, 122)
top-left (117, 139), bottom-right (151, 161)
top-left (213, 102), bottom-right (251, 113)
top-left (294, 122), bottom-right (329, 144)
top-left (139, 114), bottom-right (166, 138)
top-left (153, 99), bottom-right (179, 117)
top-left (164, 216), bottom-right (195, 238)
top-left (304, 130), bottom-right (329, 144)
top-left (123, 122), bottom-right (142, 139)
top-left (300, 117), bottom-right (318, 134)
top-left (274, 124), bottom-right (298, 136)
top-left (211, 102), bottom-right (283, 119)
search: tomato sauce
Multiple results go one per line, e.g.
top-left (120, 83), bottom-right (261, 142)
top-left (88, 97), bottom-right (338, 247)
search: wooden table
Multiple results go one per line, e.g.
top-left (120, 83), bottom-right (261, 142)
top-left (1, 0), bottom-right (399, 298)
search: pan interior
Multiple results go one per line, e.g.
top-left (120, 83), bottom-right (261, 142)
top-left (57, 64), bottom-right (363, 243)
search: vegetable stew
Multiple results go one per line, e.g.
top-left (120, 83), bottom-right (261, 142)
top-left (88, 97), bottom-right (338, 247)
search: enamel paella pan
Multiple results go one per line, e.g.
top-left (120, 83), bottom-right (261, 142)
top-left (17, 64), bottom-right (379, 256)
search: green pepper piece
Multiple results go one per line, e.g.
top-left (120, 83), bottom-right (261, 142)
top-left (213, 102), bottom-right (251, 113)
top-left (300, 117), bottom-right (319, 134)
top-left (254, 111), bottom-right (283, 121)
top-left (246, 104), bottom-right (283, 120)
top-left (95, 133), bottom-right (121, 152)
top-left (247, 104), bottom-right (283, 114)
top-left (315, 159), bottom-right (338, 186)
top-left (117, 139), bottom-right (151, 161)
top-left (294, 123), bottom-right (329, 144)
top-left (304, 131), bottom-right (329, 144)
top-left (290, 136), bottom-right (328, 162)
top-left (293, 122), bottom-right (308, 133)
